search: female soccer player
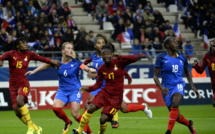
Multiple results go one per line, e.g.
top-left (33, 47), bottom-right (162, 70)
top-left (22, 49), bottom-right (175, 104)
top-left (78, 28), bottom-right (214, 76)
top-left (25, 42), bottom-right (95, 134)
top-left (73, 44), bottom-right (152, 134)
top-left (153, 36), bottom-right (200, 134)
top-left (83, 35), bottom-right (133, 130)
top-left (0, 37), bottom-right (60, 134)
top-left (193, 38), bottom-right (215, 107)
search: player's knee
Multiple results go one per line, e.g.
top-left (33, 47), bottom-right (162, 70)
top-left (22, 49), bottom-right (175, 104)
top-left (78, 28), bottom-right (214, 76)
top-left (71, 110), bottom-right (79, 119)
top-left (120, 107), bottom-right (127, 113)
top-left (100, 116), bottom-right (108, 124)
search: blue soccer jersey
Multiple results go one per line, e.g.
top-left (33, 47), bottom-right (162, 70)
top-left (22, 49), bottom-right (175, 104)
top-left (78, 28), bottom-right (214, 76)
top-left (54, 58), bottom-right (82, 104)
top-left (155, 52), bottom-right (188, 106)
top-left (155, 52), bottom-right (188, 87)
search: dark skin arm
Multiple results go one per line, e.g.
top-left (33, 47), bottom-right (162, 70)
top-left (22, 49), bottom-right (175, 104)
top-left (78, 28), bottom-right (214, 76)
top-left (153, 67), bottom-right (169, 96)
top-left (184, 67), bottom-right (200, 98)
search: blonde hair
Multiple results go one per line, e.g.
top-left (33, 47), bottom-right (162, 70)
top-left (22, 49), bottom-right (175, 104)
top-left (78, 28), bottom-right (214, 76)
top-left (61, 42), bottom-right (76, 58)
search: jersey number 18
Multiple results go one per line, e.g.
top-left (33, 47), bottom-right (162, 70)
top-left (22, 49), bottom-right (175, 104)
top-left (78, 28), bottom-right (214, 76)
top-left (172, 65), bottom-right (178, 72)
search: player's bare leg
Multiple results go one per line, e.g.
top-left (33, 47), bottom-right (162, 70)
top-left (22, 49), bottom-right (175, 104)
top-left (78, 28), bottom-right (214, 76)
top-left (73, 103), bottom-right (98, 134)
top-left (17, 95), bottom-right (39, 134)
top-left (13, 106), bottom-right (27, 125)
top-left (98, 114), bottom-right (110, 134)
top-left (120, 101), bottom-right (152, 119)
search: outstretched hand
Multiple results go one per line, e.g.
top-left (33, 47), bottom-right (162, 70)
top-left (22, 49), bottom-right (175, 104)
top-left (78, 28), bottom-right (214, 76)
top-left (192, 60), bottom-right (198, 67)
top-left (25, 71), bottom-right (35, 76)
top-left (193, 87), bottom-right (200, 98)
top-left (128, 79), bottom-right (132, 85)
top-left (87, 72), bottom-right (97, 79)
top-left (79, 86), bottom-right (89, 93)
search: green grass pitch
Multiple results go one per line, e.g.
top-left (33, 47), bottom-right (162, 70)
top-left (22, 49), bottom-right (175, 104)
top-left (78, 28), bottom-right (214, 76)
top-left (0, 105), bottom-right (214, 134)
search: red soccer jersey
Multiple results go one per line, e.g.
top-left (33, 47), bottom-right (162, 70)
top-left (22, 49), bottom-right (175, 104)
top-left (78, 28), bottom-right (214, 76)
top-left (88, 55), bottom-right (138, 96)
top-left (0, 50), bottom-right (51, 86)
top-left (193, 52), bottom-right (215, 84)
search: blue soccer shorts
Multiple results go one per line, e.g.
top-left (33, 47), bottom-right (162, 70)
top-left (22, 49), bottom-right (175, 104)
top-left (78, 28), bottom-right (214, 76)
top-left (55, 89), bottom-right (82, 105)
top-left (162, 82), bottom-right (185, 107)
top-left (90, 87), bottom-right (102, 96)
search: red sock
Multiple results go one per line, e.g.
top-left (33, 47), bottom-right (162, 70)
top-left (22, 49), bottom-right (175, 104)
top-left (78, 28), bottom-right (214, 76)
top-left (53, 107), bottom-right (70, 124)
top-left (167, 108), bottom-right (179, 131)
top-left (177, 114), bottom-right (189, 126)
top-left (127, 104), bottom-right (145, 112)
top-left (77, 114), bottom-right (92, 133)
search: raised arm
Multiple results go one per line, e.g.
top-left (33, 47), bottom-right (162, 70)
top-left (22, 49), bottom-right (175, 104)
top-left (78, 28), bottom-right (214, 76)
top-left (25, 63), bottom-right (52, 76)
top-left (83, 57), bottom-right (92, 65)
top-left (192, 54), bottom-right (207, 74)
top-left (184, 67), bottom-right (200, 98)
top-left (124, 69), bottom-right (132, 85)
top-left (115, 54), bottom-right (138, 68)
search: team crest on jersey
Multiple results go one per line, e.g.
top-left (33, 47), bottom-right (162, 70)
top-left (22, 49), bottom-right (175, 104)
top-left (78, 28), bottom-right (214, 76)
top-left (180, 60), bottom-right (182, 64)
top-left (24, 56), bottom-right (28, 61)
top-left (13, 57), bottom-right (16, 60)
top-left (71, 64), bottom-right (74, 68)
top-left (114, 64), bottom-right (118, 70)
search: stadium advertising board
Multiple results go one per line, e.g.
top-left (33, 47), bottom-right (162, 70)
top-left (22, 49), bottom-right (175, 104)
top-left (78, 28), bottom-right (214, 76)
top-left (0, 88), bottom-right (13, 111)
top-left (24, 83), bottom-right (213, 110)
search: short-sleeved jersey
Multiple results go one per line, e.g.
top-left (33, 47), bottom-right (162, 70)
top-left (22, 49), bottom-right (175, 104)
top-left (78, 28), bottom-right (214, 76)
top-left (84, 52), bottom-right (105, 87)
top-left (57, 58), bottom-right (82, 92)
top-left (193, 52), bottom-right (215, 84)
top-left (155, 52), bottom-right (188, 87)
top-left (88, 55), bottom-right (138, 96)
top-left (0, 50), bottom-right (51, 86)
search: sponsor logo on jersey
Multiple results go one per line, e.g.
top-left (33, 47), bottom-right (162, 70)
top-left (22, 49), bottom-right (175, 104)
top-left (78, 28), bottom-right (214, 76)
top-left (114, 64), bottom-right (118, 70)
top-left (23, 87), bottom-right (28, 94)
top-left (24, 56), bottom-right (28, 61)
top-left (164, 60), bottom-right (169, 63)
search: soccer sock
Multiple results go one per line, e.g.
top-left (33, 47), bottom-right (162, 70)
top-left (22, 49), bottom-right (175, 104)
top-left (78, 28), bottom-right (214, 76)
top-left (98, 122), bottom-right (107, 134)
top-left (20, 116), bottom-right (27, 125)
top-left (177, 114), bottom-right (189, 126)
top-left (112, 111), bottom-right (118, 122)
top-left (53, 107), bottom-right (70, 124)
top-left (19, 105), bottom-right (34, 129)
top-left (78, 112), bottom-right (92, 133)
top-left (167, 108), bottom-right (179, 131)
top-left (76, 114), bottom-right (92, 133)
top-left (127, 104), bottom-right (146, 112)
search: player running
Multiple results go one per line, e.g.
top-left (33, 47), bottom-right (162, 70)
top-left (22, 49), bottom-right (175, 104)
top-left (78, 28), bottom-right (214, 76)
top-left (83, 35), bottom-right (133, 129)
top-left (153, 36), bottom-right (200, 134)
top-left (193, 38), bottom-right (215, 107)
top-left (73, 44), bottom-right (152, 134)
top-left (0, 37), bottom-right (60, 134)
top-left (25, 42), bottom-right (95, 134)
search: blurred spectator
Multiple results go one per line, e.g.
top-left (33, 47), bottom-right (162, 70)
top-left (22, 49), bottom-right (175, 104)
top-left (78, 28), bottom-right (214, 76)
top-left (134, 9), bottom-right (145, 23)
top-left (89, 30), bottom-right (95, 42)
top-left (95, 0), bottom-right (108, 29)
top-left (136, 4), bottom-right (144, 15)
top-left (55, 23), bottom-right (65, 36)
top-left (153, 37), bottom-right (162, 54)
top-left (27, 0), bottom-right (39, 17)
top-left (3, 10), bottom-right (15, 30)
top-left (125, 19), bottom-right (133, 30)
top-left (15, 0), bottom-right (27, 16)
top-left (112, 9), bottom-right (122, 25)
top-left (127, 0), bottom-right (139, 12)
top-left (75, 26), bottom-right (88, 48)
top-left (153, 10), bottom-right (165, 25)
top-left (144, 20), bottom-right (153, 29)
top-left (40, 2), bottom-right (48, 15)
top-left (3, 1), bottom-right (15, 17)
top-left (158, 23), bottom-right (166, 32)
top-left (107, 0), bottom-right (116, 20)
top-left (145, 1), bottom-right (154, 14)
top-left (63, 28), bottom-right (74, 42)
top-left (4, 35), bottom-right (14, 51)
top-left (29, 26), bottom-right (39, 42)
top-left (133, 18), bottom-right (144, 38)
top-left (164, 20), bottom-right (172, 30)
top-left (58, 2), bottom-right (71, 20)
top-left (22, 28), bottom-right (30, 38)
top-left (117, 0), bottom-right (125, 14)
top-left (176, 36), bottom-right (183, 53)
top-left (0, 3), bottom-right (3, 19)
top-left (84, 0), bottom-right (93, 16)
top-left (142, 38), bottom-right (156, 58)
top-left (40, 37), bottom-right (50, 51)
top-left (123, 7), bottom-right (133, 23)
top-left (143, 6), bottom-right (155, 25)
top-left (48, 3), bottom-right (58, 14)
top-left (131, 38), bottom-right (143, 55)
top-left (48, 9), bottom-right (58, 25)
top-left (145, 27), bottom-right (153, 41)
top-left (112, 18), bottom-right (125, 40)
top-left (24, 16), bottom-right (33, 31)
top-left (185, 40), bottom-right (194, 58)
top-left (152, 27), bottom-right (163, 41)
top-left (11, 30), bottom-right (17, 41)
top-left (0, 28), bottom-right (8, 43)
top-left (67, 14), bottom-right (77, 30)
top-left (39, 12), bottom-right (48, 24)
top-left (58, 16), bottom-right (67, 29)
top-left (15, 10), bottom-right (24, 23)
top-left (82, 34), bottom-right (94, 50)
top-left (181, 5), bottom-right (193, 29)
top-left (53, 38), bottom-right (62, 57)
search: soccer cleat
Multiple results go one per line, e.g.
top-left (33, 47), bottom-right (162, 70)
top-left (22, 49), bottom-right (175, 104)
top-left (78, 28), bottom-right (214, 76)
top-left (34, 126), bottom-right (43, 134)
top-left (143, 103), bottom-right (153, 119)
top-left (188, 120), bottom-right (196, 134)
top-left (26, 128), bottom-right (34, 134)
top-left (111, 121), bottom-right (119, 128)
top-left (72, 128), bottom-right (86, 134)
top-left (62, 120), bottom-right (73, 134)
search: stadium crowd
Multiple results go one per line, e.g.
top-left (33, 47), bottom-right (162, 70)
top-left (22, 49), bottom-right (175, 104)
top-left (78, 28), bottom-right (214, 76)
top-left (0, 0), bottom-right (214, 59)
